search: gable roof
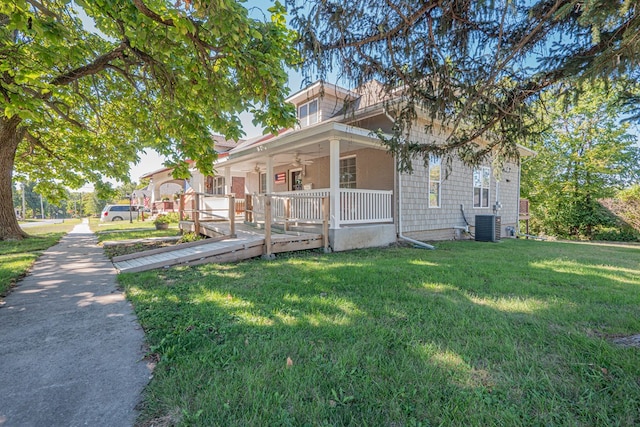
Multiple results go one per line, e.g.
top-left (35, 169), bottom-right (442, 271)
top-left (286, 80), bottom-right (358, 106)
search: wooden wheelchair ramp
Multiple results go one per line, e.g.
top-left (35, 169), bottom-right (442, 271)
top-left (112, 235), bottom-right (265, 273)
top-left (112, 230), bottom-right (325, 273)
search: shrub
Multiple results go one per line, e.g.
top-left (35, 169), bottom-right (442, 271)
top-left (593, 226), bottom-right (640, 242)
top-left (179, 232), bottom-right (203, 243)
top-left (153, 215), bottom-right (170, 225)
top-left (164, 212), bottom-right (180, 223)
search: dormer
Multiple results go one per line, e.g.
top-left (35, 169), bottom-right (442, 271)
top-left (286, 81), bottom-right (358, 129)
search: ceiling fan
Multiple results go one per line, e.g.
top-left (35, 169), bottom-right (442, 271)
top-left (290, 152), bottom-right (314, 167)
top-left (240, 163), bottom-right (264, 174)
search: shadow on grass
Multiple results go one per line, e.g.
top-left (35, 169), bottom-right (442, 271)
top-left (121, 240), bottom-right (640, 426)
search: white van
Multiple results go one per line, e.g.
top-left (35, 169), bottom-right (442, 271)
top-left (100, 204), bottom-right (144, 222)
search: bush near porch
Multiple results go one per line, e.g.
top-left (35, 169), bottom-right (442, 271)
top-left (120, 239), bottom-right (640, 426)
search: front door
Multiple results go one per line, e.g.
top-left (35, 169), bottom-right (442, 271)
top-left (290, 169), bottom-right (303, 191)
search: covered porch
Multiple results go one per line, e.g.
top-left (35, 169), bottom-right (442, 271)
top-left (190, 122), bottom-right (397, 251)
top-left (178, 190), bottom-right (394, 254)
top-left (139, 164), bottom-right (191, 214)
top-left (229, 122), bottom-right (396, 250)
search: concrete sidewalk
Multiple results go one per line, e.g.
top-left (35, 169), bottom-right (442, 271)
top-left (0, 220), bottom-right (150, 426)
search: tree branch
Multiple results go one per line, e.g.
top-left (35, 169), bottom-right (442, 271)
top-left (22, 86), bottom-right (90, 131)
top-left (24, 131), bottom-right (66, 163)
top-left (131, 0), bottom-right (174, 26)
top-left (26, 0), bottom-right (59, 19)
top-left (131, 0), bottom-right (220, 53)
top-left (323, 2), bottom-right (437, 50)
top-left (50, 43), bottom-right (126, 86)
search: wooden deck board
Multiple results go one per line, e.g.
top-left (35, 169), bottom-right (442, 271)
top-left (113, 236), bottom-right (266, 273)
top-left (114, 221), bottom-right (326, 273)
top-left (112, 235), bottom-right (228, 262)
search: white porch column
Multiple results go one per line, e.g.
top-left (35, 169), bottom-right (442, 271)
top-left (149, 178), bottom-right (156, 204)
top-left (224, 167), bottom-right (231, 194)
top-left (329, 138), bottom-right (340, 229)
top-left (266, 156), bottom-right (274, 194)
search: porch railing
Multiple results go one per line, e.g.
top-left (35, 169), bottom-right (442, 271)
top-left (179, 192), bottom-right (236, 237)
top-left (339, 189), bottom-right (393, 224)
top-left (248, 188), bottom-right (393, 226)
top-left (272, 189), bottom-right (330, 223)
top-left (245, 194), bottom-right (330, 255)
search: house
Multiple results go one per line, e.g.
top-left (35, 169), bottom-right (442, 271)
top-left (139, 136), bottom-right (243, 214)
top-left (153, 80), bottom-right (533, 251)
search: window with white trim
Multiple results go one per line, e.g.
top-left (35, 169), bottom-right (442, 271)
top-left (213, 176), bottom-right (225, 195)
top-left (428, 155), bottom-right (441, 208)
top-left (473, 167), bottom-right (490, 208)
top-left (259, 172), bottom-right (267, 194)
top-left (298, 99), bottom-right (318, 127)
top-left (340, 156), bottom-right (356, 188)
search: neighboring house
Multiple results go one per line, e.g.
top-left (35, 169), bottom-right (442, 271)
top-left (139, 136), bottom-right (244, 213)
top-left (145, 80), bottom-right (533, 251)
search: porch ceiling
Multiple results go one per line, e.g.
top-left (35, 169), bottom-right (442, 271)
top-left (225, 121), bottom-right (389, 173)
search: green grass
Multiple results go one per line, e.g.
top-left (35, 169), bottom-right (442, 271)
top-left (89, 217), bottom-right (181, 243)
top-left (0, 219), bottom-right (81, 297)
top-left (119, 239), bottom-right (640, 426)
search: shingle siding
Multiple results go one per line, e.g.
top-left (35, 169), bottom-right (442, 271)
top-left (399, 124), bottom-right (520, 240)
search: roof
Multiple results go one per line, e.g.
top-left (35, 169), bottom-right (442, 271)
top-left (286, 80), bottom-right (358, 106)
top-left (228, 121), bottom-right (387, 162)
top-left (212, 134), bottom-right (244, 152)
top-left (139, 160), bottom-right (195, 179)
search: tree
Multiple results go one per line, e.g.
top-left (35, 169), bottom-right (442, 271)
top-left (286, 0), bottom-right (639, 170)
top-left (521, 83), bottom-right (640, 239)
top-left (82, 192), bottom-right (107, 218)
top-left (15, 181), bottom-right (42, 219)
top-left (0, 0), bottom-right (298, 240)
top-left (599, 185), bottom-right (640, 239)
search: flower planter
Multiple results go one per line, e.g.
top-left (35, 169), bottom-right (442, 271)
top-left (155, 222), bottom-right (169, 230)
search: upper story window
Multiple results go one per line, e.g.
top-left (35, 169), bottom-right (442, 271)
top-left (340, 156), bottom-right (356, 188)
top-left (428, 155), bottom-right (441, 208)
top-left (298, 99), bottom-right (319, 127)
top-left (473, 167), bottom-right (490, 208)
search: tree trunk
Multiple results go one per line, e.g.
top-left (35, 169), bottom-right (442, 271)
top-left (0, 116), bottom-right (28, 240)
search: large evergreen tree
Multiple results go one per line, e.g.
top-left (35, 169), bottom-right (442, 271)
top-left (0, 0), bottom-right (298, 240)
top-left (286, 0), bottom-right (639, 170)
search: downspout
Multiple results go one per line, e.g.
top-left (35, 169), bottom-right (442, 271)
top-left (385, 110), bottom-right (435, 250)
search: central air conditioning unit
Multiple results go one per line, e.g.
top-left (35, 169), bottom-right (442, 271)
top-left (475, 215), bottom-right (501, 242)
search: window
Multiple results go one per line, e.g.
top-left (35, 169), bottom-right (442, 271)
top-left (213, 176), bottom-right (225, 195)
top-left (298, 99), bottom-right (318, 127)
top-left (473, 167), bottom-right (490, 208)
top-left (259, 172), bottom-right (267, 194)
top-left (428, 155), bottom-right (441, 208)
top-left (340, 156), bottom-right (356, 188)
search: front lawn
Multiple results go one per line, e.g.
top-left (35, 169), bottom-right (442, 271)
top-left (0, 219), bottom-right (81, 298)
top-left (89, 217), bottom-right (181, 243)
top-left (120, 239), bottom-right (640, 426)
